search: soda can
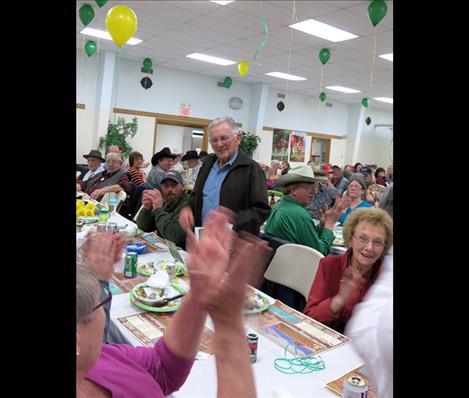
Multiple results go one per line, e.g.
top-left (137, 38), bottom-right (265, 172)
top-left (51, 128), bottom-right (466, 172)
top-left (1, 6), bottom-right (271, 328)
top-left (107, 222), bottom-right (118, 234)
top-left (247, 333), bottom-right (258, 363)
top-left (96, 222), bottom-right (107, 232)
top-left (343, 374), bottom-right (368, 398)
top-left (124, 252), bottom-right (138, 278)
top-left (99, 209), bottom-right (109, 223)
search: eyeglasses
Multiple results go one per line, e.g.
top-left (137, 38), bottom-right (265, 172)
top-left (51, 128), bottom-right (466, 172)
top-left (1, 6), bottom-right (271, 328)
top-left (209, 135), bottom-right (234, 145)
top-left (353, 233), bottom-right (385, 248)
top-left (90, 291), bottom-right (112, 313)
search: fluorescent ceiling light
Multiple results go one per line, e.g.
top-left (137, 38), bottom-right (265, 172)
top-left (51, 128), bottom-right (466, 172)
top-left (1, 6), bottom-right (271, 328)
top-left (80, 28), bottom-right (142, 45)
top-left (265, 72), bottom-right (307, 81)
top-left (210, 0), bottom-right (234, 5)
top-left (373, 97), bottom-right (393, 104)
top-left (186, 53), bottom-right (235, 66)
top-left (289, 19), bottom-right (358, 43)
top-left (326, 86), bottom-right (361, 94)
top-left (379, 53), bottom-right (393, 62)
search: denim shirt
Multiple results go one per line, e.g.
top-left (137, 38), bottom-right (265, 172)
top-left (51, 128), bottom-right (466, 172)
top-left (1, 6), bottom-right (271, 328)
top-left (201, 150), bottom-right (238, 223)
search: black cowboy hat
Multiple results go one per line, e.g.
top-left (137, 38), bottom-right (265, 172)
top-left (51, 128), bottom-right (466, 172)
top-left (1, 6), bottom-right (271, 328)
top-left (83, 149), bottom-right (105, 162)
top-left (151, 147), bottom-right (177, 166)
top-left (181, 150), bottom-right (200, 161)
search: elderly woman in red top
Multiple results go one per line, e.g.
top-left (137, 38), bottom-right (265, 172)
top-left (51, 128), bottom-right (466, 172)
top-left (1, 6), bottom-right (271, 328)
top-left (128, 151), bottom-right (147, 186)
top-left (304, 207), bottom-right (393, 332)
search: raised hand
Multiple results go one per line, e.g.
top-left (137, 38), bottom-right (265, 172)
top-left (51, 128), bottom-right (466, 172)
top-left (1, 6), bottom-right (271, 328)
top-left (142, 189), bottom-right (163, 210)
top-left (179, 207), bottom-right (195, 230)
top-left (80, 232), bottom-right (127, 281)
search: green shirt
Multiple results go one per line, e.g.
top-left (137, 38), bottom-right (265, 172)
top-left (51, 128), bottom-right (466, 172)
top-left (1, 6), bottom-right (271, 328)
top-left (265, 195), bottom-right (335, 256)
top-left (136, 193), bottom-right (190, 248)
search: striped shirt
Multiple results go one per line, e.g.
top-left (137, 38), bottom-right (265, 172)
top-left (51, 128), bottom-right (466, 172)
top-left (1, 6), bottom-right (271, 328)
top-left (128, 167), bottom-right (146, 186)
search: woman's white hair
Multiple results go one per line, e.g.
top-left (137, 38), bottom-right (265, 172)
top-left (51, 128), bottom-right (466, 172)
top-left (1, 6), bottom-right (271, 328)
top-left (76, 264), bottom-right (99, 325)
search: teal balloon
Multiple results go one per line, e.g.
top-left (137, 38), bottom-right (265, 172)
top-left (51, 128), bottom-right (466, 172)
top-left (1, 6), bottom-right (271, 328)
top-left (223, 76), bottom-right (233, 89)
top-left (368, 0), bottom-right (388, 27)
top-left (84, 40), bottom-right (97, 57)
top-left (319, 48), bottom-right (331, 65)
top-left (95, 0), bottom-right (108, 7)
top-left (79, 4), bottom-right (95, 26)
top-left (319, 92), bottom-right (326, 102)
top-left (143, 58), bottom-right (152, 70)
top-left (362, 98), bottom-right (369, 108)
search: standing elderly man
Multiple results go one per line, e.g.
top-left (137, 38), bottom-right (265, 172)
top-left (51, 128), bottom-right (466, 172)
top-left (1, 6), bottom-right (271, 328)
top-left (265, 165), bottom-right (350, 256)
top-left (136, 170), bottom-right (190, 248)
top-left (179, 116), bottom-right (270, 235)
top-left (76, 152), bottom-right (132, 201)
top-left (79, 149), bottom-right (105, 181)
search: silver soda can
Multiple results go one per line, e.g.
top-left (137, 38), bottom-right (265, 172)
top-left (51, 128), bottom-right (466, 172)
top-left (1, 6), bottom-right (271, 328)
top-left (107, 222), bottom-right (118, 234)
top-left (96, 222), bottom-right (107, 232)
top-left (247, 333), bottom-right (258, 363)
top-left (343, 374), bottom-right (368, 398)
top-left (124, 252), bottom-right (138, 278)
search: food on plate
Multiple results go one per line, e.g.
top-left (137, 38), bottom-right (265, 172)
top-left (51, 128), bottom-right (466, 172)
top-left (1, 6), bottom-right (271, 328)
top-left (245, 290), bottom-right (262, 311)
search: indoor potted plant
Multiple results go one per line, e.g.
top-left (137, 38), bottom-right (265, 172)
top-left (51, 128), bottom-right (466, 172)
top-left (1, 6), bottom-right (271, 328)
top-left (239, 130), bottom-right (261, 158)
top-left (98, 117), bottom-right (138, 159)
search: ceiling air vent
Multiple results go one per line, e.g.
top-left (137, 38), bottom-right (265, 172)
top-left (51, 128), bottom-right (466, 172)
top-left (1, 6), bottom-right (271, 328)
top-left (325, 102), bottom-right (333, 107)
top-left (277, 93), bottom-right (286, 98)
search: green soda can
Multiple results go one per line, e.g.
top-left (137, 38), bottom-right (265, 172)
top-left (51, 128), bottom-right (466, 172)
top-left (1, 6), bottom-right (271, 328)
top-left (124, 252), bottom-right (138, 278)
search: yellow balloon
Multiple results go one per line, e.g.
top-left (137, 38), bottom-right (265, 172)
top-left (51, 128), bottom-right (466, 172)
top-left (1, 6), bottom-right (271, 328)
top-left (238, 61), bottom-right (249, 77)
top-left (77, 200), bottom-right (85, 208)
top-left (105, 5), bottom-right (138, 47)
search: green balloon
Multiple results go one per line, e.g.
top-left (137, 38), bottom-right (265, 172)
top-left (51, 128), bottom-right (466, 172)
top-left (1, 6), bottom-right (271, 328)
top-left (223, 76), bottom-right (233, 89)
top-left (143, 58), bottom-right (153, 70)
top-left (319, 92), bottom-right (326, 102)
top-left (362, 98), bottom-right (369, 108)
top-left (84, 40), bottom-right (97, 57)
top-left (319, 48), bottom-right (331, 65)
top-left (95, 0), bottom-right (108, 7)
top-left (79, 4), bottom-right (95, 26)
top-left (368, 0), bottom-right (388, 27)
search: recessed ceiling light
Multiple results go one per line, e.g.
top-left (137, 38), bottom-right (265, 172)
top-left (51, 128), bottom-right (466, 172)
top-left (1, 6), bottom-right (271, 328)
top-left (379, 53), bottom-right (393, 62)
top-left (373, 97), bottom-right (393, 104)
top-left (289, 19), bottom-right (358, 43)
top-left (186, 53), bottom-right (236, 66)
top-left (326, 86), bottom-right (361, 94)
top-left (80, 28), bottom-right (142, 45)
top-left (210, 1), bottom-right (234, 5)
top-left (265, 72), bottom-right (307, 81)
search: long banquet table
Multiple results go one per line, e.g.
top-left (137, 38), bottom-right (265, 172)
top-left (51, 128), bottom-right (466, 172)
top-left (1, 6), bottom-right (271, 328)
top-left (99, 214), bottom-right (364, 398)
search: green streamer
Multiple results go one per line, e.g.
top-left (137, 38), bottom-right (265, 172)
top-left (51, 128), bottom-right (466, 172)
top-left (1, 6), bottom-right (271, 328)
top-left (273, 345), bottom-right (325, 375)
top-left (254, 1), bottom-right (270, 61)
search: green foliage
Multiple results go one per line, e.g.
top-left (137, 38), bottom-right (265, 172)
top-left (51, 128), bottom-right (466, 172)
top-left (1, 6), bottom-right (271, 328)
top-left (98, 117), bottom-right (138, 159)
top-left (267, 190), bottom-right (284, 198)
top-left (239, 131), bottom-right (261, 158)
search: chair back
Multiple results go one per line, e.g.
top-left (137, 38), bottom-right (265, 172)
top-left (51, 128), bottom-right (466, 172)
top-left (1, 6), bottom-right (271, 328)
top-left (133, 205), bottom-right (144, 222)
top-left (264, 243), bottom-right (324, 301)
top-left (100, 191), bottom-right (127, 211)
top-left (76, 171), bottom-right (82, 180)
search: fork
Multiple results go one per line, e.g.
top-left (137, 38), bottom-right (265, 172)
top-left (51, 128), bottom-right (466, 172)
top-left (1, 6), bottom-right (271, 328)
top-left (150, 293), bottom-right (186, 307)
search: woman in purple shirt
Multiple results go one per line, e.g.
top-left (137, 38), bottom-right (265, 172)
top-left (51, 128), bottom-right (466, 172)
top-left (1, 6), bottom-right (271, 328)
top-left (77, 210), bottom-right (263, 398)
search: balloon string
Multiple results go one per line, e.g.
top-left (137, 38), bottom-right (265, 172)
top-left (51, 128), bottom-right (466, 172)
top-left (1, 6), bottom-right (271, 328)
top-left (112, 49), bottom-right (122, 123)
top-left (284, 0), bottom-right (297, 129)
top-left (369, 27), bottom-right (377, 102)
top-left (253, 0), bottom-right (270, 63)
top-left (320, 64), bottom-right (324, 93)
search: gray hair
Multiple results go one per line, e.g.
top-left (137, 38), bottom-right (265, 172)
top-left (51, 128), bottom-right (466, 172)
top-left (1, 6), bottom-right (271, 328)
top-left (77, 264), bottom-right (99, 325)
top-left (208, 116), bottom-right (238, 135)
top-left (106, 152), bottom-right (123, 163)
top-left (379, 183), bottom-right (393, 218)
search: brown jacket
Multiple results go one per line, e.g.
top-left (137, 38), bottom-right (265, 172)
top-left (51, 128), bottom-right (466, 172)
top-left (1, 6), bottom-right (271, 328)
top-left (188, 150), bottom-right (270, 235)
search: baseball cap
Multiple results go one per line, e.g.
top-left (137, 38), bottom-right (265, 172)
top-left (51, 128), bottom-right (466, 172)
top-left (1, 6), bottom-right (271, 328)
top-left (360, 167), bottom-right (372, 175)
top-left (161, 170), bottom-right (184, 185)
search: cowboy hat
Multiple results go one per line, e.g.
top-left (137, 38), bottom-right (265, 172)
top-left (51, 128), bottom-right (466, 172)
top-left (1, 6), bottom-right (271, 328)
top-left (151, 147), bottom-right (177, 166)
top-left (83, 149), bottom-right (105, 162)
top-left (181, 150), bottom-right (200, 161)
top-left (276, 165), bottom-right (325, 187)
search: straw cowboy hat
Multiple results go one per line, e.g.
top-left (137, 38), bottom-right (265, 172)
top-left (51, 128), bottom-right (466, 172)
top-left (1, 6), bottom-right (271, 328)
top-left (276, 165), bottom-right (326, 187)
